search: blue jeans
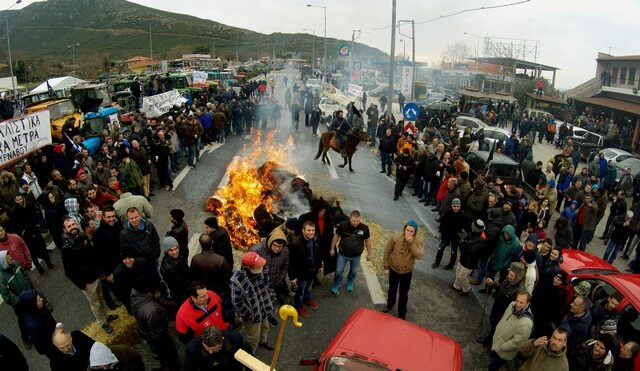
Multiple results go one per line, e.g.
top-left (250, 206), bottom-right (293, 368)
top-left (333, 252), bottom-right (361, 289)
top-left (488, 351), bottom-right (507, 371)
top-left (476, 255), bottom-right (489, 283)
top-left (578, 230), bottom-right (594, 251)
top-left (170, 152), bottom-right (179, 172)
top-left (603, 241), bottom-right (623, 263)
top-left (294, 280), bottom-right (313, 309)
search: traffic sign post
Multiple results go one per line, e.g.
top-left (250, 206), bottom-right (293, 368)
top-left (402, 102), bottom-right (420, 121)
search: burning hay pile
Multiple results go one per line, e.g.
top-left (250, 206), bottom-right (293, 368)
top-left (206, 131), bottom-right (311, 249)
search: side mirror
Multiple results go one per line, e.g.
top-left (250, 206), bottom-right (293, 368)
top-left (299, 358), bottom-right (320, 366)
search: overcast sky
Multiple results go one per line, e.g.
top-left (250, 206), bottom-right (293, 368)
top-left (13, 0), bottom-right (640, 89)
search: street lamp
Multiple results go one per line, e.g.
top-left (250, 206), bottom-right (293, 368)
top-left (68, 43), bottom-right (79, 84)
top-left (6, 0), bottom-right (22, 103)
top-left (306, 4), bottom-right (326, 85)
top-left (303, 28), bottom-right (315, 68)
top-left (464, 32), bottom-right (480, 73)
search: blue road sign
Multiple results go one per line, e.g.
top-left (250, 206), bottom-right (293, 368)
top-left (402, 102), bottom-right (420, 121)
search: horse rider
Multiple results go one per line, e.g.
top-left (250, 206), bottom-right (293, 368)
top-left (330, 110), bottom-right (349, 157)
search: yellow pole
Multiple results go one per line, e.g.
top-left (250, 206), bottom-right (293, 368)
top-left (269, 305), bottom-right (302, 371)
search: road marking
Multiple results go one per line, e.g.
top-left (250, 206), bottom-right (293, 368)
top-left (173, 143), bottom-right (224, 189)
top-left (326, 152), bottom-right (339, 179)
top-left (187, 234), bottom-right (202, 266)
top-left (361, 256), bottom-right (387, 305)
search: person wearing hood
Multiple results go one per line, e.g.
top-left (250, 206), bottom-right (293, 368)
top-left (88, 341), bottom-right (144, 371)
top-left (119, 207), bottom-right (160, 265)
top-left (61, 216), bottom-right (115, 334)
top-left (452, 219), bottom-right (485, 296)
top-left (251, 228), bottom-right (290, 305)
top-left (0, 170), bottom-right (19, 214)
top-left (560, 294), bottom-right (593, 358)
top-left (485, 225), bottom-right (521, 288)
top-left (489, 291), bottom-right (534, 370)
top-left (204, 216), bottom-right (234, 268)
top-left (382, 220), bottom-right (424, 319)
top-left (0, 250), bottom-right (36, 348)
top-left (518, 328), bottom-right (570, 371)
top-left (477, 262), bottom-right (526, 345)
top-left (167, 208), bottom-right (189, 264)
top-left (298, 197), bottom-right (336, 275)
top-left (130, 278), bottom-right (180, 371)
top-left (571, 337), bottom-right (615, 371)
top-left (160, 236), bottom-right (190, 306)
top-left (19, 289), bottom-right (56, 358)
top-left (230, 252), bottom-right (275, 352)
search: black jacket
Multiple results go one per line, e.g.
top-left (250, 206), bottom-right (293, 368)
top-left (93, 220), bottom-right (123, 274)
top-left (184, 331), bottom-right (250, 371)
top-left (378, 135), bottom-right (395, 153)
top-left (130, 289), bottom-right (170, 342)
top-left (119, 220), bottom-right (161, 262)
top-left (210, 228), bottom-right (234, 268)
top-left (61, 232), bottom-right (102, 289)
top-left (49, 330), bottom-right (94, 371)
top-left (190, 251), bottom-right (232, 296)
top-left (288, 235), bottom-right (322, 281)
top-left (439, 209), bottom-right (468, 240)
top-left (160, 253), bottom-right (190, 305)
top-left (459, 232), bottom-right (485, 269)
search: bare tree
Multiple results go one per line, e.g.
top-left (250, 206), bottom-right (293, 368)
top-left (441, 42), bottom-right (472, 66)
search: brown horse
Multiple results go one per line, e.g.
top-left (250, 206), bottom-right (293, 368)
top-left (314, 130), bottom-right (370, 172)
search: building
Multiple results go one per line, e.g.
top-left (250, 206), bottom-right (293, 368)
top-left (123, 56), bottom-right (160, 74)
top-left (565, 53), bottom-right (640, 150)
top-left (174, 54), bottom-right (223, 70)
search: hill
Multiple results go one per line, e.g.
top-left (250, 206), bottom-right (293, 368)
top-left (0, 0), bottom-right (387, 82)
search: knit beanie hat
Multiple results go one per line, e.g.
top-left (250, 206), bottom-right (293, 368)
top-left (162, 236), bottom-right (179, 253)
top-left (574, 281), bottom-right (592, 297)
top-left (451, 198), bottom-right (461, 207)
top-left (471, 219), bottom-right (485, 233)
top-left (170, 209), bottom-right (185, 223)
top-left (405, 220), bottom-right (418, 232)
top-left (522, 249), bottom-right (537, 264)
top-left (89, 342), bottom-right (118, 368)
top-left (525, 234), bottom-right (538, 245)
top-left (600, 319), bottom-right (617, 333)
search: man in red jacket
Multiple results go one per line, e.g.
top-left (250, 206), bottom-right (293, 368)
top-left (175, 281), bottom-right (229, 344)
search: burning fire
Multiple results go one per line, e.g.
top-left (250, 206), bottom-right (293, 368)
top-left (206, 130), bottom-right (300, 249)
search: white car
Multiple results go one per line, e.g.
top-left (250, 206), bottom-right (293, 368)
top-left (318, 97), bottom-right (343, 116)
top-left (482, 127), bottom-right (512, 147)
top-left (305, 78), bottom-right (322, 91)
top-left (588, 148), bottom-right (638, 164)
top-left (455, 116), bottom-right (488, 136)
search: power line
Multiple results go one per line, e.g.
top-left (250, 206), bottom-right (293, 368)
top-left (414, 0), bottom-right (531, 25)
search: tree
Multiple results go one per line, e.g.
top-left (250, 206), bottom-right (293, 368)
top-left (441, 42), bottom-right (471, 66)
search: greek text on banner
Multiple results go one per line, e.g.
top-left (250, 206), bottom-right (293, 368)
top-left (0, 110), bottom-right (52, 168)
top-left (140, 90), bottom-right (187, 118)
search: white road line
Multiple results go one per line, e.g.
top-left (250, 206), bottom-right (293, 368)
top-left (361, 256), bottom-right (387, 305)
top-left (326, 152), bottom-right (339, 179)
top-left (172, 166), bottom-right (191, 189)
top-left (186, 234), bottom-right (202, 266)
top-left (219, 156), bottom-right (240, 188)
top-left (207, 142), bottom-right (223, 154)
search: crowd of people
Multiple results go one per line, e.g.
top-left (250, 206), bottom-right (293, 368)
top-left (365, 98), bottom-right (640, 370)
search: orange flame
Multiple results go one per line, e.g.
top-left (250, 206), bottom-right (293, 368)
top-left (206, 130), bottom-right (299, 249)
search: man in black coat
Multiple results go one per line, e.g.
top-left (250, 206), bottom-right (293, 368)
top-left (378, 127), bottom-right (395, 175)
top-left (288, 221), bottom-right (322, 318)
top-left (119, 207), bottom-right (161, 266)
top-left (0, 333), bottom-right (28, 371)
top-left (393, 148), bottom-right (415, 201)
top-left (298, 197), bottom-right (336, 275)
top-left (61, 216), bottom-right (114, 334)
top-left (93, 206), bottom-right (122, 309)
top-left (50, 326), bottom-right (95, 371)
top-left (184, 326), bottom-right (250, 371)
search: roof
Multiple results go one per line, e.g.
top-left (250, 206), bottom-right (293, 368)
top-left (323, 308), bottom-right (462, 370)
top-left (574, 96), bottom-right (640, 115)
top-left (560, 250), bottom-right (618, 276)
top-left (468, 150), bottom-right (519, 166)
top-left (25, 98), bottom-right (72, 111)
top-left (124, 56), bottom-right (159, 63)
top-left (457, 88), bottom-right (517, 103)
top-left (473, 57), bottom-right (559, 71)
top-left (596, 53), bottom-right (640, 62)
top-left (524, 92), bottom-right (567, 105)
top-left (30, 76), bottom-right (87, 94)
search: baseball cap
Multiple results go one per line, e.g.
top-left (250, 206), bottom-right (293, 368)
top-left (242, 251), bottom-right (266, 269)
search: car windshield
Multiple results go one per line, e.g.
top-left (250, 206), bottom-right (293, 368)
top-left (48, 101), bottom-right (76, 120)
top-left (617, 158), bottom-right (640, 175)
top-left (488, 164), bottom-right (519, 179)
top-left (83, 117), bottom-right (106, 137)
top-left (326, 356), bottom-right (389, 371)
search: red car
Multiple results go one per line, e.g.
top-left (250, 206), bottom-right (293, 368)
top-left (559, 249), bottom-right (619, 278)
top-left (300, 307), bottom-right (462, 371)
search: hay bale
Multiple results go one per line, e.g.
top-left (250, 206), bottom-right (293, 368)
top-left (82, 306), bottom-right (140, 346)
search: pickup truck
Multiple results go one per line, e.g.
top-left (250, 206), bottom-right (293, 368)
top-left (465, 150), bottom-right (537, 201)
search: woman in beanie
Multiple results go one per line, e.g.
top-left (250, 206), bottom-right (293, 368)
top-left (382, 220), bottom-right (423, 319)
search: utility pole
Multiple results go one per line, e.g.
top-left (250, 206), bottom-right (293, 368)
top-left (399, 19), bottom-right (415, 100)
top-left (387, 0), bottom-right (396, 116)
top-left (149, 23), bottom-right (153, 62)
top-left (349, 29), bottom-right (361, 84)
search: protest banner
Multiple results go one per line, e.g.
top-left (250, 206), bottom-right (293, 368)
top-left (348, 83), bottom-right (363, 98)
top-left (140, 90), bottom-right (187, 118)
top-left (0, 110), bottom-right (52, 168)
top-left (192, 70), bottom-right (208, 84)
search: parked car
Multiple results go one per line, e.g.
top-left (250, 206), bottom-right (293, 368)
top-left (465, 150), bottom-right (537, 200)
top-left (559, 249), bottom-right (619, 279)
top-left (588, 148), bottom-right (638, 164)
top-left (614, 157), bottom-right (640, 196)
top-left (571, 128), bottom-right (605, 162)
top-left (524, 108), bottom-right (555, 123)
top-left (318, 97), bottom-right (343, 115)
top-left (454, 116), bottom-right (488, 136)
top-left (483, 127), bottom-right (512, 148)
top-left (300, 307), bottom-right (462, 371)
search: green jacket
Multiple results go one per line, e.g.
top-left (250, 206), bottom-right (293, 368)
top-left (604, 165), bottom-right (617, 186)
top-left (0, 261), bottom-right (32, 307)
top-left (492, 225), bottom-right (521, 273)
top-left (492, 302), bottom-right (534, 361)
top-left (119, 159), bottom-right (143, 191)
